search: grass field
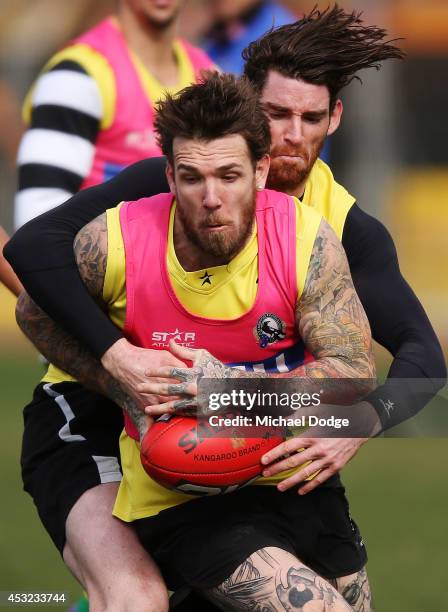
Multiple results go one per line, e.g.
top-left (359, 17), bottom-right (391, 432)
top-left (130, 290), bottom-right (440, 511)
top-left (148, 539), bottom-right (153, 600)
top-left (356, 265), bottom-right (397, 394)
top-left (0, 351), bottom-right (447, 611)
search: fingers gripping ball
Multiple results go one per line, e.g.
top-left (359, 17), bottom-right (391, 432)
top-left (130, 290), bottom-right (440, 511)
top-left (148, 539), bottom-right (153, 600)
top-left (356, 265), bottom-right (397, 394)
top-left (140, 415), bottom-right (284, 495)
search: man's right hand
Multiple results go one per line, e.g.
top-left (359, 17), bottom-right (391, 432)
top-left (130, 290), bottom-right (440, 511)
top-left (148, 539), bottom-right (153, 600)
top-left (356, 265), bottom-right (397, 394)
top-left (101, 337), bottom-right (187, 407)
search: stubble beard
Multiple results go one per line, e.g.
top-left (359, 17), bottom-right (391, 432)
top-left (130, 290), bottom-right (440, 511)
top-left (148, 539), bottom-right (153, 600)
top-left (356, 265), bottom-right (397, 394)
top-left (177, 192), bottom-right (256, 262)
top-left (267, 138), bottom-right (326, 195)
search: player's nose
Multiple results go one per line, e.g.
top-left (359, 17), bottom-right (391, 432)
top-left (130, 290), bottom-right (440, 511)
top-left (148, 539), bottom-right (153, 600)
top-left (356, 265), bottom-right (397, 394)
top-left (284, 117), bottom-right (303, 145)
top-left (202, 180), bottom-right (221, 209)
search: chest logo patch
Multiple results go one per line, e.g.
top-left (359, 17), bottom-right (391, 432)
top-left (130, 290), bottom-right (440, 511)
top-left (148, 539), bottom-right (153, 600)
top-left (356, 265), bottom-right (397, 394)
top-left (254, 313), bottom-right (286, 348)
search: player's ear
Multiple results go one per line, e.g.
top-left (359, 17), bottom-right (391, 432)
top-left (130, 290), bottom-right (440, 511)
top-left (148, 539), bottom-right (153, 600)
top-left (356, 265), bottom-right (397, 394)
top-left (166, 162), bottom-right (176, 195)
top-left (255, 154), bottom-right (270, 191)
top-left (327, 99), bottom-right (343, 136)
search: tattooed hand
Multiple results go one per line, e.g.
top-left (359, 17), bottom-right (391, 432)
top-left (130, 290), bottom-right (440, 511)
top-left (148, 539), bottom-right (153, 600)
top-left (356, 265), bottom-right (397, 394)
top-left (138, 340), bottom-right (243, 416)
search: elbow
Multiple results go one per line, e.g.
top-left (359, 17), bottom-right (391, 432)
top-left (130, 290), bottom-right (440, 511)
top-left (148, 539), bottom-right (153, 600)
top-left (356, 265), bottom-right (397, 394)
top-left (2, 234), bottom-right (17, 269)
top-left (392, 338), bottom-right (447, 391)
top-left (3, 226), bottom-right (30, 274)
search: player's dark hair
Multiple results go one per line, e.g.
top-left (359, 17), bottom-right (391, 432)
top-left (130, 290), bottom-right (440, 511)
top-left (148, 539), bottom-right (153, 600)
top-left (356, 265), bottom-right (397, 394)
top-left (155, 72), bottom-right (271, 164)
top-left (243, 4), bottom-right (405, 111)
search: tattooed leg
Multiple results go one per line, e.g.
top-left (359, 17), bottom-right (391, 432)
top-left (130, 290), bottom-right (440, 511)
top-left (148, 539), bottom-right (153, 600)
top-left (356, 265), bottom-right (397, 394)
top-left (204, 547), bottom-right (353, 611)
top-left (329, 568), bottom-right (374, 612)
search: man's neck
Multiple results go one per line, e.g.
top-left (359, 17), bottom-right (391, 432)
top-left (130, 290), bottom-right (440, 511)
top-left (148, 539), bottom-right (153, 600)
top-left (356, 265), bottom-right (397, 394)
top-left (117, 6), bottom-right (179, 87)
top-left (286, 182), bottom-right (306, 200)
top-left (268, 178), bottom-right (307, 201)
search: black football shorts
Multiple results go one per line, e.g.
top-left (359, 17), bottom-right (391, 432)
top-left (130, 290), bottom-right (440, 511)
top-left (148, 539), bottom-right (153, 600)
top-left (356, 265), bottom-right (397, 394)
top-left (21, 381), bottom-right (124, 554)
top-left (134, 482), bottom-right (367, 591)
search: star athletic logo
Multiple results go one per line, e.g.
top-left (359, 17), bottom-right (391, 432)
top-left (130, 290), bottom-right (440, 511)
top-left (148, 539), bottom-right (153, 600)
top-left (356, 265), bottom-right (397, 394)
top-left (151, 329), bottom-right (196, 348)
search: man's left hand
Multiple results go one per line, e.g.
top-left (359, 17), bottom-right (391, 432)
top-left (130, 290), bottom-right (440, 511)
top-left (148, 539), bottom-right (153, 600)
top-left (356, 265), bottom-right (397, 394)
top-left (261, 401), bottom-right (382, 494)
top-left (261, 435), bottom-right (367, 494)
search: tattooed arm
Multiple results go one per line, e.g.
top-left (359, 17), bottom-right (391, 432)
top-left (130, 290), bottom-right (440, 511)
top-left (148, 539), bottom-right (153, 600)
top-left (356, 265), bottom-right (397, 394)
top-left (16, 291), bottom-right (150, 440)
top-left (139, 218), bottom-right (376, 415)
top-left (15, 216), bottom-right (111, 397)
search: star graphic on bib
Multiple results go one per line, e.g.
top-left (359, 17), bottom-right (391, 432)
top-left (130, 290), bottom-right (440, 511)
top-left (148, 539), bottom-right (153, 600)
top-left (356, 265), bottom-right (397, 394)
top-left (199, 271), bottom-right (213, 286)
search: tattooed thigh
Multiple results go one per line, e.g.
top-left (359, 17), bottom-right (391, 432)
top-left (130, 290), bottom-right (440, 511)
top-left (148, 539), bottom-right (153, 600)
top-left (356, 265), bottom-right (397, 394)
top-left (328, 567), bottom-right (373, 612)
top-left (203, 546), bottom-right (353, 611)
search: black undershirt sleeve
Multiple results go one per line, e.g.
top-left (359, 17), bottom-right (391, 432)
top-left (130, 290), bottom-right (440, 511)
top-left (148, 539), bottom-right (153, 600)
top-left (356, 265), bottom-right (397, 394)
top-left (342, 204), bottom-right (446, 430)
top-left (4, 157), bottom-right (169, 358)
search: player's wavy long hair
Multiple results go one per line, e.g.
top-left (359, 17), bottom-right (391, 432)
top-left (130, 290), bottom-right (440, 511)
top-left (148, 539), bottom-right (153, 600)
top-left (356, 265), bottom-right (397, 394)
top-left (155, 72), bottom-right (271, 164)
top-left (243, 4), bottom-right (405, 110)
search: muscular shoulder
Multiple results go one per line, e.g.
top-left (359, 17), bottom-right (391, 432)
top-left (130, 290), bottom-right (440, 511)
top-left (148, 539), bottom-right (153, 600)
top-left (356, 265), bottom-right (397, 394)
top-left (74, 212), bottom-right (108, 299)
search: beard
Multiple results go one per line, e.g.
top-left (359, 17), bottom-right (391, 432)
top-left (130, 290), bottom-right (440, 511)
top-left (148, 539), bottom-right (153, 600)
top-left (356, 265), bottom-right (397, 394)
top-left (176, 191), bottom-right (256, 261)
top-left (267, 138), bottom-right (326, 194)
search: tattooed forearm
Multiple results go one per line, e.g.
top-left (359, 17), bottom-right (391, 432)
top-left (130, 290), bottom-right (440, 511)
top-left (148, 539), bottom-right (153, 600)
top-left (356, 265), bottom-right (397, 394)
top-left (16, 292), bottom-right (148, 439)
top-left (16, 292), bottom-right (109, 393)
top-left (105, 378), bottom-right (149, 440)
top-left (73, 212), bottom-right (108, 299)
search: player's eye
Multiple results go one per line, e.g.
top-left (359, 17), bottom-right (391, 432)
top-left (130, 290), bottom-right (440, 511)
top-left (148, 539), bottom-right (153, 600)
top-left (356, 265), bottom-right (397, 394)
top-left (182, 175), bottom-right (199, 184)
top-left (304, 115), bottom-right (324, 124)
top-left (222, 174), bottom-right (238, 182)
top-left (269, 111), bottom-right (287, 119)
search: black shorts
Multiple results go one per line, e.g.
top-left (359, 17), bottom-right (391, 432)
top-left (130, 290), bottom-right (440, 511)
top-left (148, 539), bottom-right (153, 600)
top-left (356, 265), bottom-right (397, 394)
top-left (134, 483), bottom-right (367, 591)
top-left (21, 382), bottom-right (124, 554)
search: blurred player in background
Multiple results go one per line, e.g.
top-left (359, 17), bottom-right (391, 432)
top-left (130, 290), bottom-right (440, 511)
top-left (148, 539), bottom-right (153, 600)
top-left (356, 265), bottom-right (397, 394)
top-left (11, 0), bottom-right (214, 610)
top-left (202, 0), bottom-right (330, 161)
top-left (203, 0), bottom-right (295, 75)
top-left (14, 0), bottom-right (213, 228)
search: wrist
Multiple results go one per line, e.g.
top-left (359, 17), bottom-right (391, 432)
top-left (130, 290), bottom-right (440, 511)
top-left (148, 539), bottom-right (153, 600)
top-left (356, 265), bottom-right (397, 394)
top-left (101, 337), bottom-right (133, 376)
top-left (357, 400), bottom-right (383, 437)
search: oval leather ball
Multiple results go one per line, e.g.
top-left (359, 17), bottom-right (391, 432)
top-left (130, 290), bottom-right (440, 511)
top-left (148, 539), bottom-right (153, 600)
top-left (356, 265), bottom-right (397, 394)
top-left (140, 415), bottom-right (284, 495)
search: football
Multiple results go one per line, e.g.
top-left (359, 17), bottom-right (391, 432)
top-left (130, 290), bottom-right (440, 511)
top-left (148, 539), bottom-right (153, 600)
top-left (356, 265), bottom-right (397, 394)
top-left (140, 414), bottom-right (284, 495)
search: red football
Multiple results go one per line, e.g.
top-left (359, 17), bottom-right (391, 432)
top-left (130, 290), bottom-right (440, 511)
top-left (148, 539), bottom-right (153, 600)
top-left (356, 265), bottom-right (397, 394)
top-left (140, 415), bottom-right (284, 495)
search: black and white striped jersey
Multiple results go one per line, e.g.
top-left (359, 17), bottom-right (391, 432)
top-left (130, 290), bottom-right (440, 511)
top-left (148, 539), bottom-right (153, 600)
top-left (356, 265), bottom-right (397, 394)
top-left (14, 46), bottom-right (108, 228)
